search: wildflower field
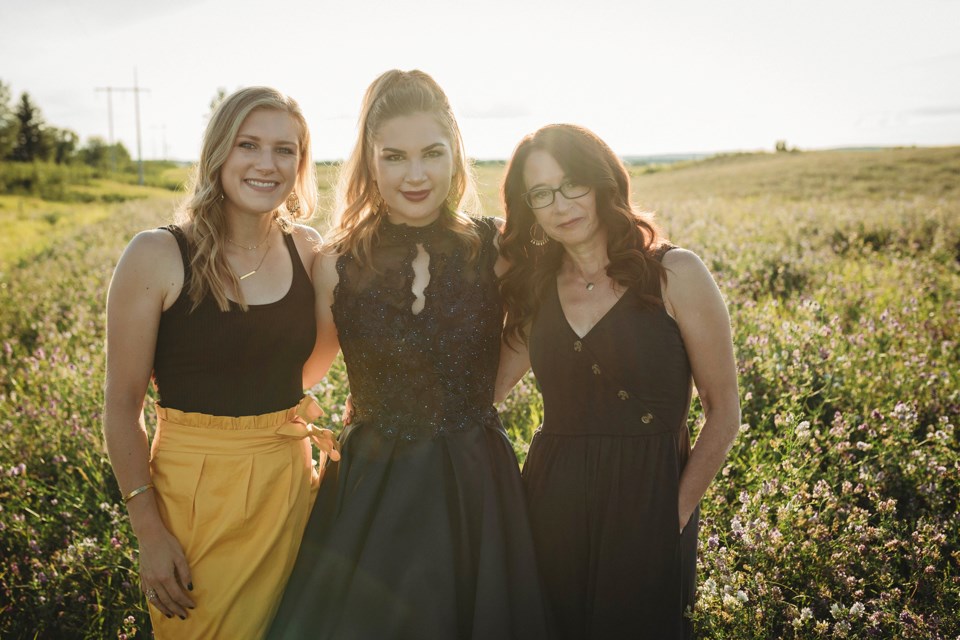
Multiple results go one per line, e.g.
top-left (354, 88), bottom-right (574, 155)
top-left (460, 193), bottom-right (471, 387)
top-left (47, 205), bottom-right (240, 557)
top-left (1, 148), bottom-right (959, 638)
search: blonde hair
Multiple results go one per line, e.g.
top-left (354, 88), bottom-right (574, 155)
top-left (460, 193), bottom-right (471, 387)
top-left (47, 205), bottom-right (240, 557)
top-left (329, 69), bottom-right (481, 263)
top-left (177, 86), bottom-right (318, 311)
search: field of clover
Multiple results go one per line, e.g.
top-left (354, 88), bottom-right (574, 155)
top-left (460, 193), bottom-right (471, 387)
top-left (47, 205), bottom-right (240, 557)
top-left (1, 147), bottom-right (958, 638)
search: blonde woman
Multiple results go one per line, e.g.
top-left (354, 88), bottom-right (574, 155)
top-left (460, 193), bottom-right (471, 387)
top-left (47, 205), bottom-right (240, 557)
top-left (267, 70), bottom-right (550, 639)
top-left (103, 87), bottom-right (339, 639)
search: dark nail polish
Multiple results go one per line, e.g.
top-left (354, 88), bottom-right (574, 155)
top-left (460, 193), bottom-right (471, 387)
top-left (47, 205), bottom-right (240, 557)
top-left (179, 615), bottom-right (186, 620)
top-left (188, 583), bottom-right (194, 591)
top-left (166, 614), bottom-right (172, 619)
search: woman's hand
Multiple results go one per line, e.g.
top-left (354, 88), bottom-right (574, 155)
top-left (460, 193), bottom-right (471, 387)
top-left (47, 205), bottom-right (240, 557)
top-left (342, 393), bottom-right (354, 426)
top-left (138, 525), bottom-right (195, 619)
top-left (309, 428), bottom-right (341, 462)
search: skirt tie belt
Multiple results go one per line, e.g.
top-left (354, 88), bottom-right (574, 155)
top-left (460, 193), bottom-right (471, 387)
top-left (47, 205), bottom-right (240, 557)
top-left (154, 396), bottom-right (325, 456)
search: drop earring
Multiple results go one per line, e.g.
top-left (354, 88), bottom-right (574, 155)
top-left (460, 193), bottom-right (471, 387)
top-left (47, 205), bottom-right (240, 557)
top-left (529, 222), bottom-right (550, 247)
top-left (285, 192), bottom-right (301, 214)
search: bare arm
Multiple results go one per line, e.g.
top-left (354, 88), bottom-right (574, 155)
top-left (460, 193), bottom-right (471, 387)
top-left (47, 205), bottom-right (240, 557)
top-left (301, 250), bottom-right (342, 390)
top-left (299, 248), bottom-right (344, 465)
top-left (494, 329), bottom-right (531, 405)
top-left (662, 249), bottom-right (740, 533)
top-left (103, 230), bottom-right (195, 618)
top-left (491, 218), bottom-right (530, 404)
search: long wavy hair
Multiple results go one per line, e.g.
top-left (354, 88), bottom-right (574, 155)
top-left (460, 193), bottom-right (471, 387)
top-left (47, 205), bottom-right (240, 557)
top-left (327, 69), bottom-right (481, 263)
top-left (177, 86), bottom-right (318, 311)
top-left (500, 124), bottom-right (665, 346)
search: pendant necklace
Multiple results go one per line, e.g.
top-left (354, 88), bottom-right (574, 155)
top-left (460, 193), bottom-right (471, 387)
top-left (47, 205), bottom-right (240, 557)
top-left (235, 230), bottom-right (273, 280)
top-left (238, 243), bottom-right (272, 280)
top-left (576, 266), bottom-right (607, 291)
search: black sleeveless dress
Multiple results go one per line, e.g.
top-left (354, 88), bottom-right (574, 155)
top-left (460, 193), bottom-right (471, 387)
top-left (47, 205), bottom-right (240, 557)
top-left (268, 217), bottom-right (551, 640)
top-left (523, 247), bottom-right (698, 640)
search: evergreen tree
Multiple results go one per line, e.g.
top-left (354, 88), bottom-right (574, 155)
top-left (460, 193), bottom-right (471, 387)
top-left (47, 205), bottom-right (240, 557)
top-left (11, 92), bottom-right (48, 162)
top-left (0, 80), bottom-right (17, 160)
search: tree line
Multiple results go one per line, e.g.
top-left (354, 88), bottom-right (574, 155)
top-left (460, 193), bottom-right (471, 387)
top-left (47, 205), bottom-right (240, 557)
top-left (0, 79), bottom-right (132, 170)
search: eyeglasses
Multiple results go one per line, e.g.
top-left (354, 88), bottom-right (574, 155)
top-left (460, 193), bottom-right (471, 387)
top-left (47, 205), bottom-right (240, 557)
top-left (522, 181), bottom-right (592, 209)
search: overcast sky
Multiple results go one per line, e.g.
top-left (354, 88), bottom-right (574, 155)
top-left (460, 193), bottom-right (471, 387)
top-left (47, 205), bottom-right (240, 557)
top-left (2, 0), bottom-right (958, 161)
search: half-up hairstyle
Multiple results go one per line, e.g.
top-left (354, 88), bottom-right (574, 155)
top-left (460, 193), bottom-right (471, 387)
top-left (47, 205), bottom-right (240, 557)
top-left (177, 86), bottom-right (318, 311)
top-left (328, 69), bottom-right (481, 263)
top-left (500, 124), bottom-right (665, 346)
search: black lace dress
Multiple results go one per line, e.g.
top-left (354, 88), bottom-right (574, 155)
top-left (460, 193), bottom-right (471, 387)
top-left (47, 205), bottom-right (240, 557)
top-left (268, 217), bottom-right (551, 640)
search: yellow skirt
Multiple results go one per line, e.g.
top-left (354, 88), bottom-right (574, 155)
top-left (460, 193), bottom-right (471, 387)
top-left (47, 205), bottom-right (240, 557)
top-left (148, 397), bottom-right (321, 640)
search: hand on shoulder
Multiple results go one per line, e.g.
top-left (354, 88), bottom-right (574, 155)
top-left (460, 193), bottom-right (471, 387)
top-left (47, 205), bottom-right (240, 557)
top-left (291, 222), bottom-right (322, 245)
top-left (488, 216), bottom-right (509, 277)
top-left (291, 223), bottom-right (323, 275)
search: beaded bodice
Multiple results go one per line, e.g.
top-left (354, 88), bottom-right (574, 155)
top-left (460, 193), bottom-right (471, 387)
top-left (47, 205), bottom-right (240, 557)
top-left (332, 216), bottom-right (503, 440)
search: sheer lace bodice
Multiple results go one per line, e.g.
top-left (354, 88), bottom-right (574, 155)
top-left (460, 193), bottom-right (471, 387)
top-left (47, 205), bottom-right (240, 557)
top-left (332, 216), bottom-right (502, 440)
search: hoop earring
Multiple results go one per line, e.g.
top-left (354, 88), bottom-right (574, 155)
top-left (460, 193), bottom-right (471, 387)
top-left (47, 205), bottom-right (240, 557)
top-left (285, 192), bottom-right (301, 214)
top-left (529, 222), bottom-right (550, 247)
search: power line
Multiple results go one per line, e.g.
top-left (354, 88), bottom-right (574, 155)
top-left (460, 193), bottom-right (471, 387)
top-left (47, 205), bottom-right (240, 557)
top-left (95, 68), bottom-right (150, 184)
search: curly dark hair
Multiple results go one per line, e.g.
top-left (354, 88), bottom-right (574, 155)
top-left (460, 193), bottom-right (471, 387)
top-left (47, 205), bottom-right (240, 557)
top-left (499, 124), bottom-right (666, 347)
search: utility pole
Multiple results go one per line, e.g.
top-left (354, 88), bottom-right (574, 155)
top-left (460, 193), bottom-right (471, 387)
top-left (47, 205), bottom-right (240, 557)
top-left (94, 68), bottom-right (150, 184)
top-left (152, 124), bottom-right (168, 161)
top-left (93, 86), bottom-right (116, 172)
top-left (132, 69), bottom-right (146, 185)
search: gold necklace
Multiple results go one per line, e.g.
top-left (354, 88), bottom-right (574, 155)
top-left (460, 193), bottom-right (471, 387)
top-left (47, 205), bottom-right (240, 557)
top-left (237, 236), bottom-right (273, 280)
top-left (227, 224), bottom-right (273, 251)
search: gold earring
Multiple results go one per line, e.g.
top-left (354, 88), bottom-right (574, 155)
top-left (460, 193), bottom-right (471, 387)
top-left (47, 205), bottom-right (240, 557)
top-left (529, 222), bottom-right (550, 247)
top-left (285, 192), bottom-right (301, 214)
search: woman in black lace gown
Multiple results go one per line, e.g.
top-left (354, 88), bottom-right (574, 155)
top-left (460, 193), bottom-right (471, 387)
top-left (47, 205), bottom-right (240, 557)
top-left (496, 124), bottom-right (741, 639)
top-left (267, 70), bottom-right (550, 639)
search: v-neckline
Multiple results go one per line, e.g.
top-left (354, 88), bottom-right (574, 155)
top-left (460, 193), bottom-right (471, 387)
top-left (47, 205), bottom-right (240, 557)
top-left (555, 279), bottom-right (630, 340)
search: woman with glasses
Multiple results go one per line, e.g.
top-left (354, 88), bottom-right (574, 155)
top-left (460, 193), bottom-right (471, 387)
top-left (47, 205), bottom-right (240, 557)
top-left (496, 124), bottom-right (740, 639)
top-left (266, 70), bottom-right (550, 639)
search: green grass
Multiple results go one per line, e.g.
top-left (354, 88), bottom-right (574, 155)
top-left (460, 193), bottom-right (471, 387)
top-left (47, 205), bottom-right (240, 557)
top-left (631, 146), bottom-right (960, 202)
top-left (0, 181), bottom-right (180, 274)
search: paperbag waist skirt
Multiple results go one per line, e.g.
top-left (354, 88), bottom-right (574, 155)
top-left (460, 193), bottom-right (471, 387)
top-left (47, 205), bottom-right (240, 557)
top-left (148, 399), bottom-right (320, 640)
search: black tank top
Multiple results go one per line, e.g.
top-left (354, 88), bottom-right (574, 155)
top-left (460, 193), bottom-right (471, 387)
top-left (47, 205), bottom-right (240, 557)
top-left (152, 225), bottom-right (316, 416)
